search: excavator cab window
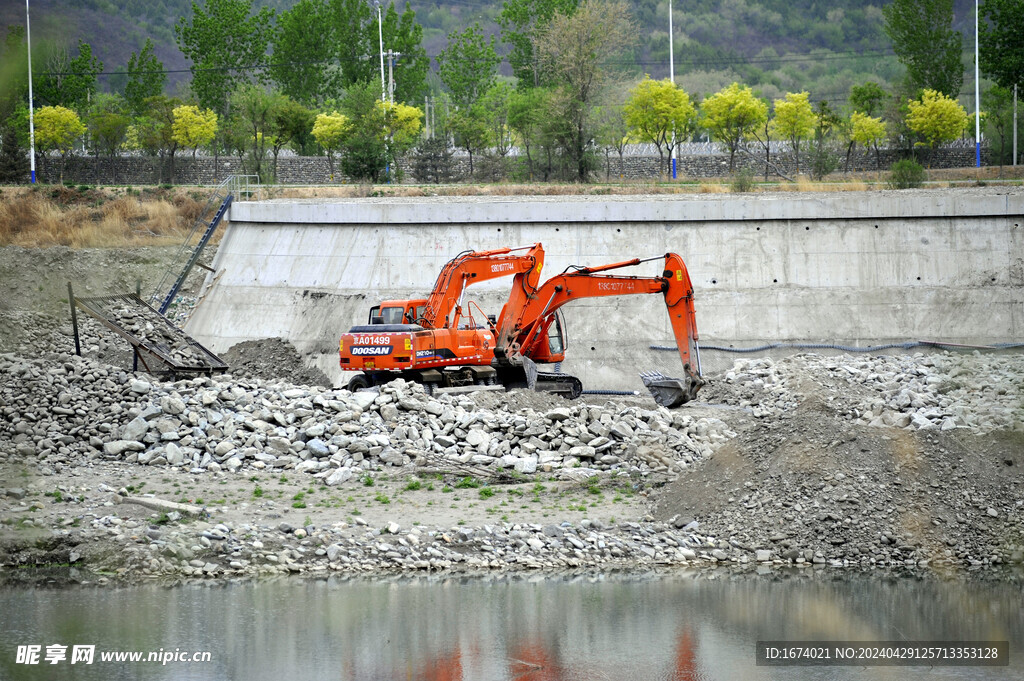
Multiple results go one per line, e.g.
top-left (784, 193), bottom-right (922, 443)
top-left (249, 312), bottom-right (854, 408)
top-left (378, 306), bottom-right (405, 325)
top-left (367, 305), bottom-right (380, 324)
top-left (547, 312), bottom-right (566, 355)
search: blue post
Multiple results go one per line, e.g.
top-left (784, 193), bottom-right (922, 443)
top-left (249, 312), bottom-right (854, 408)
top-left (672, 157), bottom-right (677, 179)
top-left (976, 142), bottom-right (981, 167)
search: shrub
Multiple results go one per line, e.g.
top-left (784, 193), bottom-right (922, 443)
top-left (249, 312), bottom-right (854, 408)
top-left (887, 159), bottom-right (926, 189)
top-left (731, 167), bottom-right (755, 192)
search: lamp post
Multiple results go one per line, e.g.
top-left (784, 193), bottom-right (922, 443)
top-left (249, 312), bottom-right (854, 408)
top-left (974, 0), bottom-right (981, 167)
top-left (26, 0), bottom-right (36, 184)
top-left (668, 0), bottom-right (676, 179)
top-left (376, 1), bottom-right (386, 103)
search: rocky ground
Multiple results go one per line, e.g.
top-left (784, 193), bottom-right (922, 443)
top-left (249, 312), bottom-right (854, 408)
top-left (0, 245), bottom-right (1022, 584)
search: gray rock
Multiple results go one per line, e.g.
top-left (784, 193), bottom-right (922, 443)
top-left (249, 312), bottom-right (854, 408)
top-left (306, 438), bottom-right (330, 458)
top-left (104, 440), bottom-right (145, 457)
top-left (129, 379), bottom-right (151, 394)
top-left (325, 468), bottom-right (353, 486)
top-left (756, 549), bottom-right (772, 562)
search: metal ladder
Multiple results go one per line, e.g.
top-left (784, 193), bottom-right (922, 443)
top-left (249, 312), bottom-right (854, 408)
top-left (150, 175), bottom-right (259, 316)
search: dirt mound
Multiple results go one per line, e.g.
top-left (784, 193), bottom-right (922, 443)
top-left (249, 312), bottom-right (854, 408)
top-left (221, 337), bottom-right (332, 387)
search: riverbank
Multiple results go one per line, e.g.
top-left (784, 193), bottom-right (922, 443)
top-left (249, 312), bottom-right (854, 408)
top-left (0, 239), bottom-right (1021, 583)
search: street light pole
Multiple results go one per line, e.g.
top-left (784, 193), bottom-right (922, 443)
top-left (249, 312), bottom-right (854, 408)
top-left (26, 0), bottom-right (36, 184)
top-left (376, 2), bottom-right (386, 103)
top-left (974, 0), bottom-right (981, 167)
top-left (669, 0), bottom-right (676, 179)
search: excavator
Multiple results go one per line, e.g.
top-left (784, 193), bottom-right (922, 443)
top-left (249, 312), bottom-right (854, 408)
top-left (339, 245), bottom-right (703, 407)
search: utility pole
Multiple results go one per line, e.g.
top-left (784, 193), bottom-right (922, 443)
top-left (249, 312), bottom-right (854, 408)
top-left (384, 50), bottom-right (402, 104)
top-left (974, 0), bottom-right (981, 167)
top-left (668, 0), bottom-right (677, 179)
top-left (1014, 84), bottom-right (1018, 166)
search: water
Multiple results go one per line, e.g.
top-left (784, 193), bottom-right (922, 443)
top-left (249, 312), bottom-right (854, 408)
top-left (1, 570), bottom-right (1022, 680)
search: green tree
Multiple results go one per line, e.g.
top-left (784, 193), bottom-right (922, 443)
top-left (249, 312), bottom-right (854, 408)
top-left (851, 111), bottom-right (888, 170)
top-left (270, 0), bottom-right (338, 106)
top-left (230, 84), bottom-right (284, 180)
top-left (123, 39), bottom-right (166, 117)
top-left (88, 94), bottom-right (130, 158)
top-left (271, 97), bottom-right (316, 174)
top-left (982, 85), bottom-right (1018, 165)
top-left (35, 105), bottom-right (85, 183)
top-left (499, 0), bottom-right (579, 88)
top-left (771, 91), bottom-right (815, 173)
top-left (849, 81), bottom-right (888, 117)
top-left (175, 0), bottom-right (275, 116)
top-left (0, 125), bottom-right (29, 183)
top-left (340, 80), bottom-right (392, 182)
top-left (980, 0), bottom-right (1024, 92)
top-left (508, 87), bottom-right (547, 179)
top-left (312, 111), bottom-right (349, 179)
top-left (381, 2), bottom-right (430, 104)
top-left (172, 104), bottom-right (218, 158)
top-left (624, 76), bottom-right (696, 177)
top-left (450, 107), bottom-right (489, 176)
top-left (701, 82), bottom-right (768, 172)
top-left (882, 0), bottom-right (963, 98)
top-left (809, 99), bottom-right (841, 179)
top-left (1, 26), bottom-right (29, 125)
top-left (479, 82), bottom-right (515, 159)
top-left (593, 102), bottom-right (631, 180)
top-left (905, 88), bottom-right (969, 164)
top-left (36, 41), bottom-right (103, 111)
top-left (438, 24), bottom-right (500, 111)
top-left (535, 0), bottom-right (635, 181)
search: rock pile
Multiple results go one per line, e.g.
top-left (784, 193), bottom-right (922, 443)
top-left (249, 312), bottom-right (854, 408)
top-left (0, 355), bottom-right (732, 483)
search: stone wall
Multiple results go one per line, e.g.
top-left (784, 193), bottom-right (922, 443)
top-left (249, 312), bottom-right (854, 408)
top-left (33, 146), bottom-right (989, 186)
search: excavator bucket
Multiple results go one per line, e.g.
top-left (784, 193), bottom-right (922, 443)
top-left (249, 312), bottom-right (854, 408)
top-left (640, 371), bottom-right (700, 409)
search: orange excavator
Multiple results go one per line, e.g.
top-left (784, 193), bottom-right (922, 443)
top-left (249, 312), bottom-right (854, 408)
top-left (339, 245), bottom-right (703, 407)
top-left (340, 244), bottom-right (544, 390)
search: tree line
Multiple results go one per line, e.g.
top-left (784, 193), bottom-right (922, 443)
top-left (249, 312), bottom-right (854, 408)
top-left (0, 0), bottom-right (1021, 185)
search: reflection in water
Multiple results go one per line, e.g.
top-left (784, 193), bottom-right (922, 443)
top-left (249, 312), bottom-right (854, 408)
top-left (1, 570), bottom-right (1021, 681)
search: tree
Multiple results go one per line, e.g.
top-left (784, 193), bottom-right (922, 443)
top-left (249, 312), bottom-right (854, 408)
top-left (535, 0), bottom-right (636, 181)
top-left (270, 0), bottom-right (339, 107)
top-left (270, 97), bottom-right (315, 176)
top-left (123, 39), bottom-right (166, 117)
top-left (411, 136), bottom-right (457, 183)
top-left (593, 103), bottom-right (631, 180)
top-left (0, 125), bottom-right (29, 183)
top-left (380, 2), bottom-right (431, 104)
top-left (982, 85), bottom-right (1018, 165)
top-left (849, 81), bottom-right (887, 117)
top-left (450, 107), bottom-right (489, 176)
top-left (905, 88), bottom-right (969, 164)
top-left (174, 0), bottom-right (275, 116)
top-left (479, 83), bottom-right (515, 159)
top-left (980, 0), bottom-right (1024, 91)
top-left (381, 99), bottom-right (424, 165)
top-left (508, 87), bottom-right (548, 179)
top-left (882, 0), bottom-right (963, 98)
top-left (35, 41), bottom-right (103, 111)
top-left (771, 92), bottom-right (815, 173)
top-left (230, 84), bottom-right (284, 180)
top-left (499, 0), bottom-right (578, 88)
top-left (809, 100), bottom-right (841, 179)
top-left (437, 24), bottom-right (500, 111)
top-left (88, 94), bottom-right (131, 179)
top-left (701, 82), bottom-right (768, 172)
top-left (339, 81), bottom-right (391, 182)
top-left (172, 105), bottom-right (218, 158)
top-left (624, 76), bottom-right (696, 177)
top-left (35, 105), bottom-right (85, 183)
top-left (851, 111), bottom-right (887, 170)
top-left (312, 111), bottom-right (349, 180)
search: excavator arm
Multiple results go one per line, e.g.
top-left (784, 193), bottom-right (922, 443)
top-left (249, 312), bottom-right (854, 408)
top-left (420, 244), bottom-right (544, 329)
top-left (494, 253), bottom-right (703, 407)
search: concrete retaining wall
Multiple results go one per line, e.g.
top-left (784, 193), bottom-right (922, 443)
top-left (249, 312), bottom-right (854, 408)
top-left (186, 191), bottom-right (1024, 390)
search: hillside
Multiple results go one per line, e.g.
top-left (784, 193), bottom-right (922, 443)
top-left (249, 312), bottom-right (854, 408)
top-left (1, 0), bottom-right (983, 106)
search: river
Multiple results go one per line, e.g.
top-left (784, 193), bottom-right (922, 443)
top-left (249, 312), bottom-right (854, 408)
top-left (1, 569), bottom-right (1021, 680)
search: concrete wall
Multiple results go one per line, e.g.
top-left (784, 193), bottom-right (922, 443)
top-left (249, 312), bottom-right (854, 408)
top-left (186, 191), bottom-right (1024, 390)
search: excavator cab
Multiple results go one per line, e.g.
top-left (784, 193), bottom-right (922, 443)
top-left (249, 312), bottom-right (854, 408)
top-left (368, 301), bottom-right (427, 326)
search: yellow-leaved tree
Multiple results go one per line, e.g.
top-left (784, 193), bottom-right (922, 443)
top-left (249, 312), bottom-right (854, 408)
top-left (771, 92), bottom-right (816, 174)
top-left (171, 105), bottom-right (218, 158)
top-left (701, 82), bottom-right (768, 172)
top-left (624, 76), bottom-right (696, 178)
top-left (35, 105), bottom-right (86, 184)
top-left (850, 111), bottom-right (888, 172)
top-left (905, 89), bottom-right (969, 165)
top-left (311, 111), bottom-right (349, 180)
